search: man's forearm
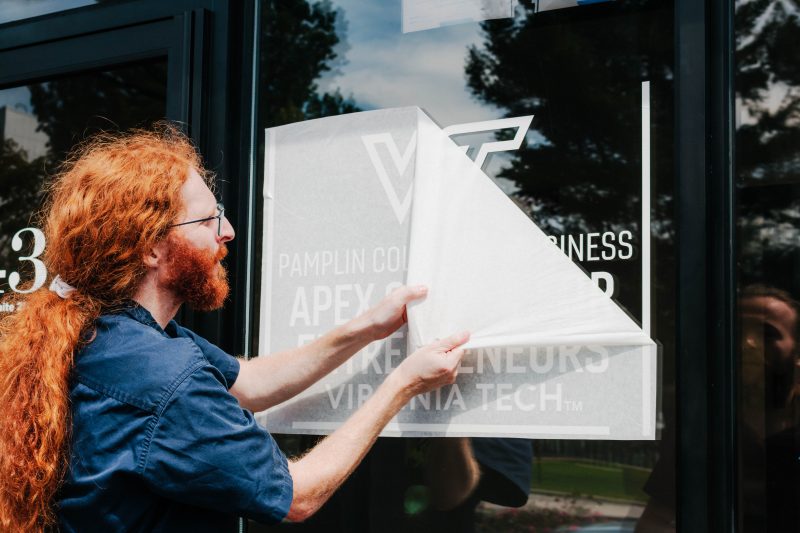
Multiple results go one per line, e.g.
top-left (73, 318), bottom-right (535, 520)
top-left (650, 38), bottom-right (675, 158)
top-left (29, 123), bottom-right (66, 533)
top-left (232, 316), bottom-right (374, 412)
top-left (282, 330), bottom-right (469, 522)
top-left (233, 286), bottom-right (428, 412)
top-left (285, 372), bottom-right (410, 521)
top-left (425, 438), bottom-right (481, 510)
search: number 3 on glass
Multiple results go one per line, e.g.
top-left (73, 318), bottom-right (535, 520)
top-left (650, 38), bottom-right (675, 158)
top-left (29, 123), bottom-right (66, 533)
top-left (9, 227), bottom-right (47, 294)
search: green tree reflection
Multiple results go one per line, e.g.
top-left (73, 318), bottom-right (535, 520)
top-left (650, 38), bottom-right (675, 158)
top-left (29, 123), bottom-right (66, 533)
top-left (261, 0), bottom-right (360, 127)
top-left (736, 0), bottom-right (800, 287)
top-left (0, 61), bottom-right (167, 289)
top-left (0, 140), bottom-right (47, 256)
top-left (28, 62), bottom-right (167, 162)
top-left (465, 0), bottom-right (673, 237)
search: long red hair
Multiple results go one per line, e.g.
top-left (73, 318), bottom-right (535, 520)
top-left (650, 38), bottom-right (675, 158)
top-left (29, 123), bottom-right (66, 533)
top-left (0, 125), bottom-right (205, 531)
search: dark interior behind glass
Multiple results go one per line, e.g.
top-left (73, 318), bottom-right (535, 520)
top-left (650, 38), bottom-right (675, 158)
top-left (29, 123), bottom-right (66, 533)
top-left (0, 60), bottom-right (167, 296)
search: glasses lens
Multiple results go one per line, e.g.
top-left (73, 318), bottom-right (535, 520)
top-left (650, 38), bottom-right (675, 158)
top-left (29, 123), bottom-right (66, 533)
top-left (217, 203), bottom-right (224, 236)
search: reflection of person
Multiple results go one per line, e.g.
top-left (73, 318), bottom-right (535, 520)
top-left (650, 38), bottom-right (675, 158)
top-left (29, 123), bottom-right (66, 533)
top-left (421, 437), bottom-right (533, 532)
top-left (426, 437), bottom-right (532, 508)
top-left (739, 284), bottom-right (799, 430)
top-left (636, 283), bottom-right (800, 532)
top-left (0, 126), bottom-right (469, 531)
top-left (738, 284), bottom-right (800, 532)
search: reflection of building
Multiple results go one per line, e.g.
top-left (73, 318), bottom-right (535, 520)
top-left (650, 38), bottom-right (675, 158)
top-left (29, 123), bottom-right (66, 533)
top-left (0, 106), bottom-right (49, 160)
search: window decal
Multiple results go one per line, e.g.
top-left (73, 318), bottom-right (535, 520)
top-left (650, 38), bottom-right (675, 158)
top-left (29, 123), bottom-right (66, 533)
top-left (258, 97), bottom-right (655, 439)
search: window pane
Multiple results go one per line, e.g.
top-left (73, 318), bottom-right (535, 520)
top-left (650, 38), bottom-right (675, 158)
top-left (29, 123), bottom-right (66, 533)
top-left (0, 0), bottom-right (99, 25)
top-left (735, 1), bottom-right (800, 531)
top-left (0, 60), bottom-right (167, 297)
top-left (254, 1), bottom-right (676, 531)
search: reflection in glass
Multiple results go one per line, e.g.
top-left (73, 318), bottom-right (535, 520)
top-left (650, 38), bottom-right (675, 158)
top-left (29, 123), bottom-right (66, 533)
top-left (736, 1), bottom-right (800, 531)
top-left (255, 1), bottom-right (675, 531)
top-left (0, 0), bottom-right (98, 25)
top-left (0, 60), bottom-right (167, 301)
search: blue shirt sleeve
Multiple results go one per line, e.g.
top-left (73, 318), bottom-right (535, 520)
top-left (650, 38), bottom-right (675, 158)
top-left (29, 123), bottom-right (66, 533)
top-left (140, 363), bottom-right (293, 524)
top-left (172, 324), bottom-right (240, 389)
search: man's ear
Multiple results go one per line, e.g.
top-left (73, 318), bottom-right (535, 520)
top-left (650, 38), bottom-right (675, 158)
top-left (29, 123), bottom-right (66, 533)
top-left (143, 240), bottom-right (170, 269)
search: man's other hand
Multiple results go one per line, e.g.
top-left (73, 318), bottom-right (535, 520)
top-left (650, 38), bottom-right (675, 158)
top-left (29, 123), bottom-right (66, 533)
top-left (362, 285), bottom-right (428, 340)
top-left (395, 331), bottom-right (470, 398)
top-left (284, 328), bottom-right (469, 522)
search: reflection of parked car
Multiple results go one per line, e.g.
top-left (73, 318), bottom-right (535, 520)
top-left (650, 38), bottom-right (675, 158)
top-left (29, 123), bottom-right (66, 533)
top-left (555, 519), bottom-right (637, 533)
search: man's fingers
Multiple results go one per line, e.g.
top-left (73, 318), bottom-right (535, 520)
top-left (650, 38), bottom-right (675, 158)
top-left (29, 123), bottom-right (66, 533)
top-left (392, 284), bottom-right (428, 305)
top-left (436, 331), bottom-right (470, 352)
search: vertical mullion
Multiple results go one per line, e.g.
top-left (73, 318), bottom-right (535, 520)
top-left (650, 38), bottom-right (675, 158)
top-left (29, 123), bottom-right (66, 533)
top-left (708, 0), bottom-right (737, 530)
top-left (675, 0), bottom-right (709, 531)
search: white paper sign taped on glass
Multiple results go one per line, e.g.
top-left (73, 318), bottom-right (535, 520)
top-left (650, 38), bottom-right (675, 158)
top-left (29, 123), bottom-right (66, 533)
top-left (537, 0), bottom-right (614, 12)
top-left (258, 106), bottom-right (657, 440)
top-left (402, 0), bottom-right (515, 33)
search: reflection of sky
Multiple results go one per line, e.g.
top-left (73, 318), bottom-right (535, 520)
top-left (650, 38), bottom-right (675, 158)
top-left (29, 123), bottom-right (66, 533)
top-left (324, 1), bottom-right (557, 188)
top-left (324, 0), bottom-right (502, 126)
top-left (0, 86), bottom-right (32, 113)
top-left (325, 1), bottom-right (608, 128)
top-left (0, 0), bottom-right (96, 25)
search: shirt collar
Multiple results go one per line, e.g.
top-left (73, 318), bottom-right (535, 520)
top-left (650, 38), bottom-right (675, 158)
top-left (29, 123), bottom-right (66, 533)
top-left (118, 302), bottom-right (179, 338)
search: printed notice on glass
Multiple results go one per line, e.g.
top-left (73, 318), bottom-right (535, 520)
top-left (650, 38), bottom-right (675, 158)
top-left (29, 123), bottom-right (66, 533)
top-left (402, 0), bottom-right (515, 33)
top-left (258, 104), bottom-right (657, 440)
top-left (537, 0), bottom-right (614, 13)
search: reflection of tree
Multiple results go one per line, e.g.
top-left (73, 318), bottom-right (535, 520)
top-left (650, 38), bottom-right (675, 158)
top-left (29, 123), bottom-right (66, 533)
top-left (0, 139), bottom-right (48, 274)
top-left (28, 61), bottom-right (167, 161)
top-left (465, 1), bottom-right (673, 236)
top-left (0, 61), bottom-right (167, 286)
top-left (736, 0), bottom-right (800, 287)
top-left (261, 0), bottom-right (359, 127)
top-left (736, 0), bottom-right (800, 185)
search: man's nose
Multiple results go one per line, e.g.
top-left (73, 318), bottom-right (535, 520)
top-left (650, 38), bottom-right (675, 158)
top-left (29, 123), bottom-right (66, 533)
top-left (219, 215), bottom-right (235, 243)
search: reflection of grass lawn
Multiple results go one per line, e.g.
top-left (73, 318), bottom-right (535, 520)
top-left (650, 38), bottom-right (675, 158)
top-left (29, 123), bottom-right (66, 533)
top-left (531, 457), bottom-right (650, 503)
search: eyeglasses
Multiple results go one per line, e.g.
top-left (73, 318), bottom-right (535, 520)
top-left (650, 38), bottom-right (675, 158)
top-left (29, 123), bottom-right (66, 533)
top-left (169, 202), bottom-right (225, 236)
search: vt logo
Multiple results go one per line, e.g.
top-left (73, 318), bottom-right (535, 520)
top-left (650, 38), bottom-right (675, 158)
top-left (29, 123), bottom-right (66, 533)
top-left (361, 132), bottom-right (417, 225)
top-left (362, 115), bottom-right (532, 225)
top-left (442, 115), bottom-right (533, 169)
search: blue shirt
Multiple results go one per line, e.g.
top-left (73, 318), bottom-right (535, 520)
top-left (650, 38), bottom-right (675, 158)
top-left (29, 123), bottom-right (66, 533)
top-left (57, 304), bottom-right (293, 531)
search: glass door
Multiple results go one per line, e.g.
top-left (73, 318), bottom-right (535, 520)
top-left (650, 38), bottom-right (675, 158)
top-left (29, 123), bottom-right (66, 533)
top-left (253, 1), bottom-right (676, 531)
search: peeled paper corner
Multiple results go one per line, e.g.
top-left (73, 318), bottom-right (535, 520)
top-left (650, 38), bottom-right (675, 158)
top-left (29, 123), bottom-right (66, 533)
top-left (405, 108), bottom-right (654, 353)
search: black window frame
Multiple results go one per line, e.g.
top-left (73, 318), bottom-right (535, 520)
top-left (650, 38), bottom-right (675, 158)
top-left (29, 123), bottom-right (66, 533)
top-left (675, 0), bottom-right (737, 531)
top-left (0, 0), bottom-right (258, 359)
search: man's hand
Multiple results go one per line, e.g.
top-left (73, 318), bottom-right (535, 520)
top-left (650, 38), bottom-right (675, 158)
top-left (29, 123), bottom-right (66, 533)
top-left (360, 285), bottom-right (428, 340)
top-left (394, 331), bottom-right (470, 399)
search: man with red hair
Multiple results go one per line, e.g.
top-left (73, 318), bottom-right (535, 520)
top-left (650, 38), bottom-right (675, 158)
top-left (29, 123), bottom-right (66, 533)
top-left (0, 127), bottom-right (468, 531)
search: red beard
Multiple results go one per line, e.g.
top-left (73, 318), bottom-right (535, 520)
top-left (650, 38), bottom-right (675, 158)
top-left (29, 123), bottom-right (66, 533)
top-left (163, 233), bottom-right (230, 311)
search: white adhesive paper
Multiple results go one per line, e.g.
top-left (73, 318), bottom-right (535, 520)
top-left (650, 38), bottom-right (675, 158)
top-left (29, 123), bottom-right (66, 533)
top-left (406, 109), bottom-right (653, 352)
top-left (537, 0), bottom-right (613, 13)
top-left (258, 106), bottom-right (657, 440)
top-left (402, 0), bottom-right (515, 33)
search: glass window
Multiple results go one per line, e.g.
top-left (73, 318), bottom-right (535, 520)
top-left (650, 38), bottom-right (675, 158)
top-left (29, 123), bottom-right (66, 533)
top-left (0, 0), bottom-right (101, 25)
top-left (254, 1), bottom-right (676, 531)
top-left (0, 59), bottom-right (167, 298)
top-left (736, 1), bottom-right (800, 531)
